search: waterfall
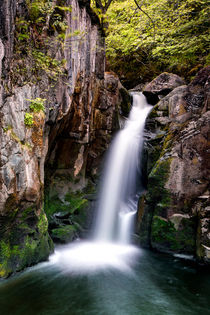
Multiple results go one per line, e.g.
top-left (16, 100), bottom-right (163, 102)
top-left (94, 92), bottom-right (152, 244)
top-left (49, 93), bottom-right (152, 273)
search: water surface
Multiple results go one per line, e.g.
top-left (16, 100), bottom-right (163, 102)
top-left (0, 248), bottom-right (209, 315)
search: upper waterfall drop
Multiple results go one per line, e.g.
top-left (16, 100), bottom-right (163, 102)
top-left (94, 92), bottom-right (152, 243)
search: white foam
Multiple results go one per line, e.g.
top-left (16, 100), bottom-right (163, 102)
top-left (49, 241), bottom-right (140, 274)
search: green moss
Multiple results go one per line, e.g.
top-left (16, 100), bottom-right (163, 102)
top-left (45, 191), bottom-right (88, 218)
top-left (152, 215), bottom-right (175, 240)
top-left (147, 158), bottom-right (172, 216)
top-left (175, 217), bottom-right (196, 251)
top-left (0, 232), bottom-right (53, 278)
top-left (21, 206), bottom-right (34, 219)
top-left (161, 132), bottom-right (175, 155)
top-left (37, 211), bottom-right (48, 235)
top-left (148, 104), bottom-right (159, 119)
top-left (65, 193), bottom-right (88, 214)
top-left (151, 215), bottom-right (196, 253)
top-left (0, 206), bottom-right (53, 278)
top-left (44, 189), bottom-right (89, 243)
top-left (51, 226), bottom-right (76, 243)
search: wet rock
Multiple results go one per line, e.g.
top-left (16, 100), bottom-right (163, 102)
top-left (51, 225), bottom-right (77, 243)
top-left (118, 84), bottom-right (131, 117)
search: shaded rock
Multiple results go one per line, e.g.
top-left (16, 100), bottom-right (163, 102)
top-left (129, 83), bottom-right (145, 92)
top-left (118, 84), bottom-right (131, 117)
top-left (143, 72), bottom-right (185, 105)
top-left (139, 67), bottom-right (210, 264)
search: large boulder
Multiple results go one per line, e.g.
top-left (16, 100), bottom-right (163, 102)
top-left (143, 72), bottom-right (185, 105)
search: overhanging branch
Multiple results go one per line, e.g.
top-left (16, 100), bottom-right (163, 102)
top-left (133, 0), bottom-right (156, 38)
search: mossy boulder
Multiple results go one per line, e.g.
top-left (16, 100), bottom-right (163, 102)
top-left (45, 190), bottom-right (89, 243)
top-left (51, 225), bottom-right (77, 243)
top-left (0, 208), bottom-right (53, 278)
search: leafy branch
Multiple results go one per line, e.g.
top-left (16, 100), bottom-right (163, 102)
top-left (133, 0), bottom-right (156, 38)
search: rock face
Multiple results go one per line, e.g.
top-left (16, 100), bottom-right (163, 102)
top-left (143, 72), bottom-right (185, 105)
top-left (139, 67), bottom-right (210, 265)
top-left (0, 0), bottom-right (128, 276)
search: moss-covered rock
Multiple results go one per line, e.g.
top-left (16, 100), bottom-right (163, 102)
top-left (147, 158), bottom-right (172, 213)
top-left (45, 189), bottom-right (89, 243)
top-left (151, 215), bottom-right (196, 253)
top-left (0, 208), bottom-right (53, 278)
top-left (51, 225), bottom-right (77, 243)
top-left (151, 216), bottom-right (176, 250)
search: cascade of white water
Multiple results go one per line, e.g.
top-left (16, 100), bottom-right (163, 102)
top-left (94, 92), bottom-right (152, 243)
top-left (49, 93), bottom-right (152, 273)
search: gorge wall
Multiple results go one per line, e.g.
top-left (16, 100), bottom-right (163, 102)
top-left (0, 0), bottom-right (128, 277)
top-left (0, 0), bottom-right (209, 278)
top-left (138, 68), bottom-right (210, 265)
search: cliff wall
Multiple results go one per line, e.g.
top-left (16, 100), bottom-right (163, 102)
top-left (139, 68), bottom-right (210, 265)
top-left (0, 0), bottom-right (125, 277)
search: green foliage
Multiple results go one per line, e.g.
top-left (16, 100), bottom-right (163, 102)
top-left (27, 0), bottom-right (54, 21)
top-left (31, 50), bottom-right (66, 80)
top-left (27, 97), bottom-right (46, 113)
top-left (24, 113), bottom-right (34, 127)
top-left (24, 97), bottom-right (46, 127)
top-left (152, 216), bottom-right (176, 244)
top-left (15, 17), bottom-right (30, 42)
top-left (103, 0), bottom-right (209, 85)
top-left (12, 1), bottom-right (71, 86)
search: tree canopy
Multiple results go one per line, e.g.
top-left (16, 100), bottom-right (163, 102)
top-left (92, 0), bottom-right (209, 87)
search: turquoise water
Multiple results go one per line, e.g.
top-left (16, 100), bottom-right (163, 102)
top-left (0, 248), bottom-right (210, 315)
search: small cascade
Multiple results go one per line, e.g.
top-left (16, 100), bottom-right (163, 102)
top-left (118, 200), bottom-right (137, 244)
top-left (49, 93), bottom-right (152, 273)
top-left (94, 92), bottom-right (152, 243)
